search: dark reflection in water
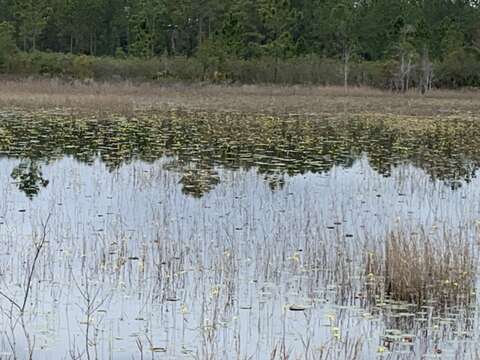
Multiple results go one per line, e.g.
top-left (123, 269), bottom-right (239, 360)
top-left (10, 161), bottom-right (49, 198)
top-left (0, 110), bottom-right (478, 198)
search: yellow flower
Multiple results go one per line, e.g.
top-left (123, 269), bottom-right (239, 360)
top-left (332, 327), bottom-right (340, 340)
top-left (377, 346), bottom-right (387, 353)
top-left (180, 304), bottom-right (188, 315)
top-left (210, 286), bottom-right (220, 297)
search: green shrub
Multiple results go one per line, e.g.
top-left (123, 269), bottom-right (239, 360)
top-left (435, 48), bottom-right (480, 88)
top-left (2, 49), bottom-right (480, 89)
top-left (72, 55), bottom-right (94, 79)
top-left (196, 40), bottom-right (227, 80)
top-left (352, 60), bottom-right (398, 89)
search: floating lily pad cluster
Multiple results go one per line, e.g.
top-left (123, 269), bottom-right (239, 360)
top-left (1, 110), bottom-right (480, 198)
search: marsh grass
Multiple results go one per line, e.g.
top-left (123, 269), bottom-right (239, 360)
top-left (366, 230), bottom-right (476, 309)
top-left (0, 105), bottom-right (477, 358)
top-left (2, 78), bottom-right (480, 117)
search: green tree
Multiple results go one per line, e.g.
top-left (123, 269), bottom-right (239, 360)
top-left (329, 0), bottom-right (358, 92)
top-left (259, 0), bottom-right (297, 57)
top-left (441, 24), bottom-right (464, 57)
top-left (0, 21), bottom-right (16, 71)
top-left (129, 0), bottom-right (168, 57)
top-left (258, 0), bottom-right (298, 81)
top-left (218, 0), bottom-right (262, 58)
top-left (15, 0), bottom-right (52, 51)
top-left (394, 24), bottom-right (418, 92)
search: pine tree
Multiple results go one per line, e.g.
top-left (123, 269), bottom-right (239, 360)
top-left (14, 0), bottom-right (51, 51)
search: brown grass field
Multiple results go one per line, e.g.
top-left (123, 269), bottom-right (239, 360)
top-left (1, 78), bottom-right (480, 117)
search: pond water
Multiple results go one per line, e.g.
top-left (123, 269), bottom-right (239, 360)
top-left (0, 110), bottom-right (478, 359)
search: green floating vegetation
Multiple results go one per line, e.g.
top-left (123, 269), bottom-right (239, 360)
top-left (1, 110), bottom-right (480, 198)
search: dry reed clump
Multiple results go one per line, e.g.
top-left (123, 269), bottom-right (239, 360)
top-left (366, 231), bottom-right (476, 309)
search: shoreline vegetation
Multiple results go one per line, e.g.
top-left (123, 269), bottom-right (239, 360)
top-left (1, 77), bottom-right (480, 117)
top-left (1, 1), bottom-right (480, 93)
top-left (0, 51), bottom-right (480, 92)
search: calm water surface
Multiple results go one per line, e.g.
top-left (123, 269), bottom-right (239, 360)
top-left (0, 111), bottom-right (478, 359)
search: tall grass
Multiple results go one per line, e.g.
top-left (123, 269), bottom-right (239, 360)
top-left (366, 230), bottom-right (476, 309)
top-left (2, 77), bottom-right (480, 118)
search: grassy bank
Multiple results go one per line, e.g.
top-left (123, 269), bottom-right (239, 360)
top-left (1, 78), bottom-right (480, 117)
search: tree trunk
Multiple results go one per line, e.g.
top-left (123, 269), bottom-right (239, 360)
top-left (343, 47), bottom-right (350, 94)
top-left (32, 29), bottom-right (36, 52)
top-left (400, 53), bottom-right (405, 92)
top-left (420, 47), bottom-right (432, 95)
top-left (90, 32), bottom-right (93, 55)
top-left (151, 15), bottom-right (156, 57)
top-left (170, 29), bottom-right (177, 55)
top-left (274, 56), bottom-right (279, 83)
top-left (198, 17), bottom-right (203, 47)
top-left (405, 57), bottom-right (411, 92)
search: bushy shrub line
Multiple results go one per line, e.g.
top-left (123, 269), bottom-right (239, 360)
top-left (1, 50), bottom-right (479, 89)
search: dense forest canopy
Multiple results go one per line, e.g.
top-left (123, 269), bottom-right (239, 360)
top-left (1, 0), bottom-right (479, 59)
top-left (0, 0), bottom-right (480, 88)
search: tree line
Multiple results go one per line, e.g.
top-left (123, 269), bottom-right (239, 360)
top-left (1, 0), bottom-right (480, 88)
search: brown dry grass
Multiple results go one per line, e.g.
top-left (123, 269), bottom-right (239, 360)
top-left (1, 78), bottom-right (480, 117)
top-left (367, 231), bottom-right (476, 308)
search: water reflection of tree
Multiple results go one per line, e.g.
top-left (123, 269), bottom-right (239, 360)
top-left (164, 159), bottom-right (220, 198)
top-left (2, 112), bottom-right (480, 198)
top-left (264, 172), bottom-right (286, 191)
top-left (11, 161), bottom-right (49, 199)
top-left (179, 168), bottom-right (220, 198)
